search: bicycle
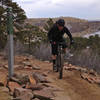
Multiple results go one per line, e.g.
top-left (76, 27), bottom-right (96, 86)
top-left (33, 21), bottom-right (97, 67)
top-left (53, 42), bottom-right (65, 79)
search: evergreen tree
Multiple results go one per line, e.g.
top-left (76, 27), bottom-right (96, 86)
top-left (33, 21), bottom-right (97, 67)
top-left (44, 18), bottom-right (54, 31)
top-left (0, 0), bottom-right (26, 49)
top-left (16, 23), bottom-right (47, 51)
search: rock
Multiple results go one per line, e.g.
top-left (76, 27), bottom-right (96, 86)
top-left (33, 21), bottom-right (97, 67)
top-left (69, 64), bottom-right (72, 67)
top-left (80, 68), bottom-right (87, 73)
top-left (65, 65), bottom-right (88, 73)
top-left (23, 58), bottom-right (30, 61)
top-left (8, 82), bottom-right (21, 93)
top-left (14, 94), bottom-right (33, 100)
top-left (14, 88), bottom-right (34, 100)
top-left (13, 73), bottom-right (20, 79)
top-left (44, 61), bottom-right (50, 63)
top-left (29, 75), bottom-right (37, 85)
top-left (13, 73), bottom-right (29, 84)
top-left (34, 88), bottom-right (54, 100)
top-left (81, 73), bottom-right (88, 79)
top-left (33, 72), bottom-right (49, 83)
top-left (43, 87), bottom-right (62, 92)
top-left (65, 65), bottom-right (78, 71)
top-left (0, 73), bottom-right (7, 86)
top-left (23, 62), bottom-right (32, 67)
top-left (0, 87), bottom-right (11, 100)
top-left (0, 87), bottom-right (9, 93)
top-left (14, 65), bottom-right (23, 70)
top-left (33, 98), bottom-right (40, 100)
top-left (10, 77), bottom-right (21, 85)
top-left (40, 83), bottom-right (52, 87)
top-left (26, 83), bottom-right (44, 91)
top-left (94, 77), bottom-right (100, 85)
top-left (81, 73), bottom-right (100, 84)
top-left (20, 75), bottom-right (29, 84)
top-left (89, 69), bottom-right (98, 76)
top-left (24, 66), bottom-right (32, 70)
top-left (40, 83), bottom-right (63, 91)
top-left (42, 72), bottom-right (48, 77)
top-left (81, 73), bottom-right (93, 83)
top-left (11, 98), bottom-right (19, 100)
top-left (65, 66), bottom-right (76, 71)
top-left (3, 65), bottom-right (22, 69)
top-left (32, 65), bottom-right (40, 70)
top-left (45, 76), bottom-right (53, 83)
top-left (3, 65), bottom-right (8, 69)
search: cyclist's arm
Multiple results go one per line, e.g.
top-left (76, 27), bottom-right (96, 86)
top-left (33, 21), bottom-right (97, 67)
top-left (65, 27), bottom-right (73, 42)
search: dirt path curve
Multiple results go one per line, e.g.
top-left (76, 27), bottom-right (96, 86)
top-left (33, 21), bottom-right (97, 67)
top-left (32, 59), bottom-right (100, 100)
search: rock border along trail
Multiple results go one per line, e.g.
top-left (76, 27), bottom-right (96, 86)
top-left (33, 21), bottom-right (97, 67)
top-left (0, 54), bottom-right (100, 100)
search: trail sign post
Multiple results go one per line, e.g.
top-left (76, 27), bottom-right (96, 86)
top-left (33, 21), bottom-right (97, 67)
top-left (7, 7), bottom-right (14, 78)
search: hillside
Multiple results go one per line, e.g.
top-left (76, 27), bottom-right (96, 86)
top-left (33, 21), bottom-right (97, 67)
top-left (25, 17), bottom-right (100, 37)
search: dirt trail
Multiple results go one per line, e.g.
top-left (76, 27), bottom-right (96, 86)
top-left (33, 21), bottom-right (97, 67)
top-left (31, 59), bottom-right (100, 100)
top-left (49, 70), bottom-right (100, 100)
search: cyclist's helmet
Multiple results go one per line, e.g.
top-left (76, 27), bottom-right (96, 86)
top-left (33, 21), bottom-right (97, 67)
top-left (57, 19), bottom-right (65, 27)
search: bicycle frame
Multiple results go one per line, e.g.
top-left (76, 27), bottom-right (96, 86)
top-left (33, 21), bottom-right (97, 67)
top-left (56, 42), bottom-right (64, 79)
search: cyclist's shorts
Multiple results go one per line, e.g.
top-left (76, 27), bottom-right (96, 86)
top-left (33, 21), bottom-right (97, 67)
top-left (51, 40), bottom-right (67, 55)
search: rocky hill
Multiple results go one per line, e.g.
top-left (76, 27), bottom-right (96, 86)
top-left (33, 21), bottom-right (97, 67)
top-left (25, 17), bottom-right (100, 37)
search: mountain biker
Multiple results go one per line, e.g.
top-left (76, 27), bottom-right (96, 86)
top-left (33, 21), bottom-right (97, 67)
top-left (48, 19), bottom-right (74, 70)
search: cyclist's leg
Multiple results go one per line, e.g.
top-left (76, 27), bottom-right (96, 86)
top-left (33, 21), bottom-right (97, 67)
top-left (51, 43), bottom-right (58, 66)
top-left (60, 39), bottom-right (68, 53)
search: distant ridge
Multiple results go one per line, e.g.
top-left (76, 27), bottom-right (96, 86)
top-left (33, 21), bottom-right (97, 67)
top-left (25, 17), bottom-right (100, 37)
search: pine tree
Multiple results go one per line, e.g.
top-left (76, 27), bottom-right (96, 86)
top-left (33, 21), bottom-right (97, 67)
top-left (0, 0), bottom-right (26, 49)
top-left (16, 23), bottom-right (47, 51)
top-left (44, 18), bottom-right (54, 31)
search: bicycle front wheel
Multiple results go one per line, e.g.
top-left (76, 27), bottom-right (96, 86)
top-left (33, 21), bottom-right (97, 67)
top-left (59, 53), bottom-right (64, 79)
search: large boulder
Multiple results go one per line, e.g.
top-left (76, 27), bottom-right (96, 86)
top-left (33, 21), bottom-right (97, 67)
top-left (13, 73), bottom-right (29, 85)
top-left (0, 72), bottom-right (7, 86)
top-left (8, 82), bottom-right (21, 93)
top-left (34, 88), bottom-right (54, 100)
top-left (14, 88), bottom-right (34, 100)
top-left (32, 72), bottom-right (49, 83)
top-left (26, 83), bottom-right (44, 91)
top-left (0, 87), bottom-right (11, 100)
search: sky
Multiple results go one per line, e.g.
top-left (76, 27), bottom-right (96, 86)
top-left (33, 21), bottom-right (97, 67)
top-left (13, 0), bottom-right (100, 20)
